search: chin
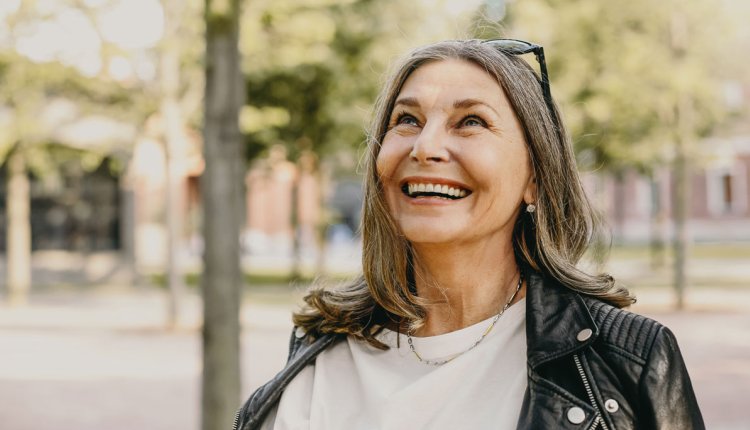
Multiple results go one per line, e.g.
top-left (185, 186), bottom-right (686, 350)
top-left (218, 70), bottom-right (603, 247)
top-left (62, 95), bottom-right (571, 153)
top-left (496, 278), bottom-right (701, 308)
top-left (399, 223), bottom-right (463, 245)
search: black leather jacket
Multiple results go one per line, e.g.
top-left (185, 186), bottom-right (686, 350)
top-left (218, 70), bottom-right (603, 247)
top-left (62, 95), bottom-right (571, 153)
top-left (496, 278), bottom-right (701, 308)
top-left (235, 271), bottom-right (705, 429)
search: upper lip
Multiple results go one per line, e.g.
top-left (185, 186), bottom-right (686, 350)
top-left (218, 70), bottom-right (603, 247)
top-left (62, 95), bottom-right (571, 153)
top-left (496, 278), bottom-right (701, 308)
top-left (399, 176), bottom-right (472, 191)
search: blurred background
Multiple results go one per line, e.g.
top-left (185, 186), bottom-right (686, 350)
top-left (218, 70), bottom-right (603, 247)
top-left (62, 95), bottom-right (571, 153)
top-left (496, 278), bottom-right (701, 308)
top-left (0, 0), bottom-right (748, 429)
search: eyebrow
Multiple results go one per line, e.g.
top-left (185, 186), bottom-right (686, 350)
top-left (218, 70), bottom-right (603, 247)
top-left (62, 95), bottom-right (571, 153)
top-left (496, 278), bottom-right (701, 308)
top-left (453, 98), bottom-right (500, 116)
top-left (392, 97), bottom-right (500, 117)
top-left (393, 97), bottom-right (420, 108)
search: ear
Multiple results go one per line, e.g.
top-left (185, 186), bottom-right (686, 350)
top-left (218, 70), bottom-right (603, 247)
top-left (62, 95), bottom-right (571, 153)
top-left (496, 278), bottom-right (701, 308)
top-left (523, 175), bottom-right (537, 205)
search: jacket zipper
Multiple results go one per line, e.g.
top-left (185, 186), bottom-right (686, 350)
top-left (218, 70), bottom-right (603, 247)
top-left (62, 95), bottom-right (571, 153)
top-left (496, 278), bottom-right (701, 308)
top-left (232, 407), bottom-right (241, 430)
top-left (573, 354), bottom-right (610, 430)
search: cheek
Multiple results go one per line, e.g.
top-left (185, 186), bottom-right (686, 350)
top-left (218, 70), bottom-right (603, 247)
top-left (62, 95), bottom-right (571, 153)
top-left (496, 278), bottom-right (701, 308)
top-left (466, 146), bottom-right (530, 192)
top-left (375, 141), bottom-right (400, 183)
top-left (375, 144), bottom-right (405, 213)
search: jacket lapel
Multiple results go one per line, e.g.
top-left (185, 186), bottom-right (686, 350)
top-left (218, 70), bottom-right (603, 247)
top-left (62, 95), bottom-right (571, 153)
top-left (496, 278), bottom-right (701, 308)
top-left (524, 270), bottom-right (599, 369)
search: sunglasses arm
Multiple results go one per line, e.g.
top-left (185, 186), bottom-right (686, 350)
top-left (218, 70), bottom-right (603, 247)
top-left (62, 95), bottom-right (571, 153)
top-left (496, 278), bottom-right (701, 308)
top-left (533, 49), bottom-right (558, 128)
top-left (534, 49), bottom-right (552, 102)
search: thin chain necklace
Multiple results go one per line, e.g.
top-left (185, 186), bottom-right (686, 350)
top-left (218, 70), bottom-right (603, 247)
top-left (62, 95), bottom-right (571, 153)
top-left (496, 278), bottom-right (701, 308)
top-left (406, 272), bottom-right (524, 366)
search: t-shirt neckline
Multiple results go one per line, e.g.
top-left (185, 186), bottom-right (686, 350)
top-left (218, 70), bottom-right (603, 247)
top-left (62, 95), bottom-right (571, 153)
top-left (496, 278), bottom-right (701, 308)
top-left (377, 298), bottom-right (526, 360)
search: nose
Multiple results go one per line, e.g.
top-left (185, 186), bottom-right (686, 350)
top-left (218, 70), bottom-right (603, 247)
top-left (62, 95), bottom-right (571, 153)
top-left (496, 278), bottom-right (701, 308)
top-left (409, 122), bottom-right (449, 164)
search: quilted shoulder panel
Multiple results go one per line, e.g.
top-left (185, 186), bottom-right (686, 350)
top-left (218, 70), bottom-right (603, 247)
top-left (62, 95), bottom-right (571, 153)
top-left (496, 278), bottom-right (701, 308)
top-left (586, 299), bottom-right (663, 362)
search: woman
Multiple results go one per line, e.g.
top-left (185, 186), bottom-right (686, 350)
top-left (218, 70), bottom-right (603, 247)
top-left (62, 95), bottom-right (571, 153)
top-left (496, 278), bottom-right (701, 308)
top-left (235, 39), bottom-right (704, 430)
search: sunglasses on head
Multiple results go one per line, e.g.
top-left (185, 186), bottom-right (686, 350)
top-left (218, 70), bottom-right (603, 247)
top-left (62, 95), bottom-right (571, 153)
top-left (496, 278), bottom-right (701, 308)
top-left (481, 38), bottom-right (556, 125)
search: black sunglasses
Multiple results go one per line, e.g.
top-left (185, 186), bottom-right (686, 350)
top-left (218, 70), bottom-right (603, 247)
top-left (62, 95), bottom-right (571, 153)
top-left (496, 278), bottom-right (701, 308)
top-left (481, 39), bottom-right (556, 124)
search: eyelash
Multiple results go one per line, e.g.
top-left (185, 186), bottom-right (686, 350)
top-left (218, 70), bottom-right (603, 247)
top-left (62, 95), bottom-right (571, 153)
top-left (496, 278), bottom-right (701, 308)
top-left (393, 111), bottom-right (418, 127)
top-left (459, 114), bottom-right (486, 127)
top-left (390, 111), bottom-right (487, 129)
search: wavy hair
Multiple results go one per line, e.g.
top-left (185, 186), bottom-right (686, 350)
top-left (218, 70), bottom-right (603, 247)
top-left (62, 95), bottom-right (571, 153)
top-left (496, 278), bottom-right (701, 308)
top-left (293, 40), bottom-right (634, 348)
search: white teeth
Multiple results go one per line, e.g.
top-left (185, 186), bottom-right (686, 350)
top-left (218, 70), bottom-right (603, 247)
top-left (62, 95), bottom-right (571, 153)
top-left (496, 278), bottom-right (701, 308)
top-left (406, 182), bottom-right (468, 198)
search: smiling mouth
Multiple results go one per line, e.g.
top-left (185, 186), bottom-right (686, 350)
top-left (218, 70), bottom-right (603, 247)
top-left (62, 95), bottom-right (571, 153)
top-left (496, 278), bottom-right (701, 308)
top-left (401, 182), bottom-right (471, 200)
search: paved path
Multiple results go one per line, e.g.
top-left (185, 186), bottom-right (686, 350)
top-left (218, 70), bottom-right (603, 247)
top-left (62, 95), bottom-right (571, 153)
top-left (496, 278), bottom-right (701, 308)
top-left (0, 288), bottom-right (748, 430)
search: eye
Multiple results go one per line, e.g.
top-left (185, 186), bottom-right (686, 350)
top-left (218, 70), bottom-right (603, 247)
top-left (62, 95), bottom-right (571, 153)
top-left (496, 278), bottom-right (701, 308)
top-left (459, 115), bottom-right (486, 127)
top-left (395, 112), bottom-right (419, 127)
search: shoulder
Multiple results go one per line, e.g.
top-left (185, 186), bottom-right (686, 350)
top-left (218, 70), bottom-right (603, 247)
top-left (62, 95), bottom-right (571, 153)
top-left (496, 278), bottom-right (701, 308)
top-left (580, 295), bottom-right (669, 364)
top-left (236, 329), bottom-right (343, 430)
top-left (576, 299), bottom-right (704, 427)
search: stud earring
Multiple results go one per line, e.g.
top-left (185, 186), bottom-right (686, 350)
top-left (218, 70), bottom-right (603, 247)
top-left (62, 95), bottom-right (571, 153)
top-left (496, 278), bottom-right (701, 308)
top-left (526, 203), bottom-right (536, 213)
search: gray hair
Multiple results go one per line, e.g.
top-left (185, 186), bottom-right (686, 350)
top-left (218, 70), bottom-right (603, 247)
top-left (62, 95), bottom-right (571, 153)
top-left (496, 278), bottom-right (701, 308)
top-left (294, 40), bottom-right (633, 349)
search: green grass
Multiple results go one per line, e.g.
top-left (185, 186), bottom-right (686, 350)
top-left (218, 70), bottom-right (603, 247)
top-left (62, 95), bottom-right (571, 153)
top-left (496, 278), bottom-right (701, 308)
top-left (149, 271), bottom-right (351, 288)
top-left (615, 276), bottom-right (750, 290)
top-left (608, 242), bottom-right (750, 260)
top-left (146, 269), bottom-right (366, 306)
top-left (143, 242), bottom-right (749, 304)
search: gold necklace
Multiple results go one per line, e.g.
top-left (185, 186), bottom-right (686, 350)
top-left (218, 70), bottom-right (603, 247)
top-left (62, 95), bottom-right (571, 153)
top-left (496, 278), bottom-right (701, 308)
top-left (406, 272), bottom-right (524, 366)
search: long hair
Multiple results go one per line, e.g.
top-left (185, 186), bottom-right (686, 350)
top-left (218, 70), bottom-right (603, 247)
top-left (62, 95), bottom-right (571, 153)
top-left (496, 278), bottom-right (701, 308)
top-left (293, 40), bottom-right (634, 349)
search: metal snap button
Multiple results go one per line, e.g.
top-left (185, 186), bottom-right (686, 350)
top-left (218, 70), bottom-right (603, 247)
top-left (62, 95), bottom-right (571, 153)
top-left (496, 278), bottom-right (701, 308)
top-left (605, 399), bottom-right (619, 413)
top-left (567, 406), bottom-right (586, 424)
top-left (295, 326), bottom-right (306, 338)
top-left (576, 328), bottom-right (593, 342)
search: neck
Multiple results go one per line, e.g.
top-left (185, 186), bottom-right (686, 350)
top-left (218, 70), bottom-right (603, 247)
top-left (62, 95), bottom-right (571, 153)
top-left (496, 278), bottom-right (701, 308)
top-left (410, 239), bottom-right (525, 337)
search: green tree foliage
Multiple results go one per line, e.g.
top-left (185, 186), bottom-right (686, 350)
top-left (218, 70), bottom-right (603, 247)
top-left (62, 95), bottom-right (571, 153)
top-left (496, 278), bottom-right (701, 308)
top-left (0, 51), bottom-right (139, 171)
top-left (473, 0), bottom-right (748, 306)
top-left (477, 0), bottom-right (740, 173)
top-left (240, 0), bottom-right (424, 162)
top-left (0, 0), bottom-right (154, 302)
top-left (0, 1), bottom-right (150, 171)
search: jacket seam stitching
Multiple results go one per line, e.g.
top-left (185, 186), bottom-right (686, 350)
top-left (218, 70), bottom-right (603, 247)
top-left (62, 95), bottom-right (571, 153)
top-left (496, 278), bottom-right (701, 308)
top-left (636, 325), bottom-right (665, 389)
top-left (634, 324), bottom-right (666, 424)
top-left (598, 343), bottom-right (647, 365)
top-left (584, 299), bottom-right (655, 364)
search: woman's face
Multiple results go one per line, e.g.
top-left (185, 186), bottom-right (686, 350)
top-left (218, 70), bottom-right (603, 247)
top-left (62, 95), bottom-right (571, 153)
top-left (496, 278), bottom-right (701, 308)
top-left (376, 59), bottom-right (535, 247)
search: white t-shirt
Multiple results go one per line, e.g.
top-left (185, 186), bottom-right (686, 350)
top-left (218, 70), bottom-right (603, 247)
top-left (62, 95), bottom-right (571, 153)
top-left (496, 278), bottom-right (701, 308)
top-left (262, 299), bottom-right (527, 430)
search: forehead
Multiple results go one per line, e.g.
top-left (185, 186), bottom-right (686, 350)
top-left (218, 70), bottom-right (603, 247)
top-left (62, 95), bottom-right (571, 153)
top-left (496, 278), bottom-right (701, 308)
top-left (396, 59), bottom-right (506, 107)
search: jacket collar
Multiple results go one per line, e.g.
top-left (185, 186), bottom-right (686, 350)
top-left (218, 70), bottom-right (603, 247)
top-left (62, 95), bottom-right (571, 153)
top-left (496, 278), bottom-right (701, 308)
top-left (524, 269), bottom-right (598, 369)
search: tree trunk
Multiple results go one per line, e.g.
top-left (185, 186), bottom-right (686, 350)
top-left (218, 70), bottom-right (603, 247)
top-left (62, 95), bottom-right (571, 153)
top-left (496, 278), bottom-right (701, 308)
top-left (161, 0), bottom-right (187, 327)
top-left (119, 160), bottom-right (138, 286)
top-left (590, 173), bottom-right (609, 269)
top-left (315, 161), bottom-right (333, 276)
top-left (672, 142), bottom-right (689, 310)
top-left (648, 173), bottom-right (667, 269)
top-left (672, 87), bottom-right (693, 311)
top-left (164, 129), bottom-right (186, 327)
top-left (6, 149), bottom-right (32, 306)
top-left (612, 171), bottom-right (626, 245)
top-left (201, 1), bottom-right (243, 429)
top-left (671, 12), bottom-right (691, 311)
top-left (290, 177), bottom-right (301, 281)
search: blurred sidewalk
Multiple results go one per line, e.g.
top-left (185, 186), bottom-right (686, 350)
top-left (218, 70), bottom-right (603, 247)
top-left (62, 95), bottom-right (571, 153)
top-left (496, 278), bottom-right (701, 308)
top-left (0, 286), bottom-right (748, 430)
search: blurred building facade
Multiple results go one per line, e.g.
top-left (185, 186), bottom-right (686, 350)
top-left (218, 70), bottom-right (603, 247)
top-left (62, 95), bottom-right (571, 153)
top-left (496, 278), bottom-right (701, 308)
top-left (0, 154), bottom-right (121, 253)
top-left (587, 134), bottom-right (750, 243)
top-left (2, 117), bottom-right (749, 286)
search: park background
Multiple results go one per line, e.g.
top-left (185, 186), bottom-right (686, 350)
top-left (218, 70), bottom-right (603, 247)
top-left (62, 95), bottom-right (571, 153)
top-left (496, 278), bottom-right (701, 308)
top-left (0, 0), bottom-right (749, 429)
